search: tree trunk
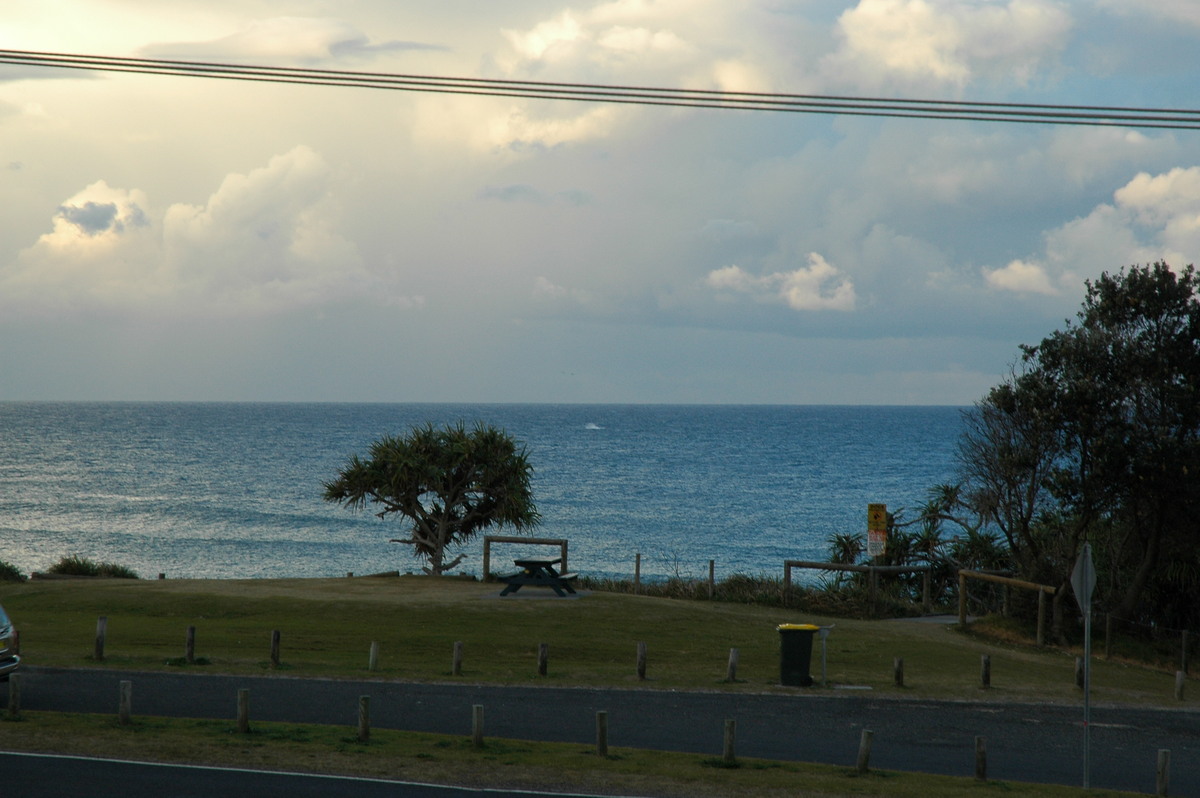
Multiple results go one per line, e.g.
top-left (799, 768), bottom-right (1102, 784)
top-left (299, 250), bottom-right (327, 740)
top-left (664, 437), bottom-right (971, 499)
top-left (1113, 519), bottom-right (1162, 623)
top-left (1051, 581), bottom-right (1070, 645)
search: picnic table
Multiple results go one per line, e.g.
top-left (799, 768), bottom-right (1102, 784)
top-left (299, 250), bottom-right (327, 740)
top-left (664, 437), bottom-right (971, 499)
top-left (499, 556), bottom-right (578, 597)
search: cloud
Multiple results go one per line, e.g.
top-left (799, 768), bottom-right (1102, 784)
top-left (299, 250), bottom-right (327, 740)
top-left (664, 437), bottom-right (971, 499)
top-left (988, 166), bottom-right (1200, 295)
top-left (0, 146), bottom-right (412, 317)
top-left (821, 0), bottom-right (1073, 90)
top-left (476, 0), bottom-right (764, 151)
top-left (1113, 167), bottom-right (1200, 229)
top-left (706, 254), bottom-right (857, 311)
top-left (141, 17), bottom-right (443, 64)
top-left (501, 4), bottom-right (694, 70)
top-left (984, 259), bottom-right (1058, 294)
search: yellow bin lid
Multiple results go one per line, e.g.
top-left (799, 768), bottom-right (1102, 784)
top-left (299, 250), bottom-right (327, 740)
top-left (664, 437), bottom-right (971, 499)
top-left (777, 623), bottom-right (820, 630)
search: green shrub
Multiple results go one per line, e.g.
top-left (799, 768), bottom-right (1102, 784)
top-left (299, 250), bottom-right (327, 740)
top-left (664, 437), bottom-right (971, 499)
top-left (0, 560), bottom-right (27, 582)
top-left (47, 555), bottom-right (139, 579)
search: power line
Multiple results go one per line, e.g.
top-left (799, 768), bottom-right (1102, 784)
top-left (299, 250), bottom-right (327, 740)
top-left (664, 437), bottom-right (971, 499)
top-left (2, 48), bottom-right (1199, 130)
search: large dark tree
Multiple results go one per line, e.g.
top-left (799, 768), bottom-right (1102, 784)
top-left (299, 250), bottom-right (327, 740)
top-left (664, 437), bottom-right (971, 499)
top-left (952, 262), bottom-right (1200, 631)
top-left (324, 422), bottom-right (540, 576)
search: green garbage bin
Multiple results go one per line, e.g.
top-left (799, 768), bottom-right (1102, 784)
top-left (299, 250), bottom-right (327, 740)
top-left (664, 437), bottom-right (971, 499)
top-left (778, 623), bottom-right (819, 686)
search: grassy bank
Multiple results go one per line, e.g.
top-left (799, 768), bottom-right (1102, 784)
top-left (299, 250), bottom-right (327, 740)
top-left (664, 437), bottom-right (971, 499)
top-left (0, 575), bottom-right (1188, 796)
top-left (1, 575), bottom-right (1191, 704)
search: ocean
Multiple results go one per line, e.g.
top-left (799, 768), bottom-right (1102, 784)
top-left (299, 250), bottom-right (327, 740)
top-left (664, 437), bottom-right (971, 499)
top-left (0, 403), bottom-right (966, 583)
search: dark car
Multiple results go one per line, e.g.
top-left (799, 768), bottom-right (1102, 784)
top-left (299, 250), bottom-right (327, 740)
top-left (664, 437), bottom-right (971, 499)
top-left (0, 602), bottom-right (18, 679)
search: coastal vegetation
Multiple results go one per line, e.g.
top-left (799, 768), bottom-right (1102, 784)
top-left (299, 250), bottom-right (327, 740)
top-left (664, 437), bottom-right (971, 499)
top-left (791, 263), bottom-right (1200, 653)
top-left (323, 422), bottom-right (540, 576)
top-left (46, 554), bottom-right (139, 579)
top-left (0, 556), bottom-right (139, 581)
top-left (925, 262), bottom-right (1200, 643)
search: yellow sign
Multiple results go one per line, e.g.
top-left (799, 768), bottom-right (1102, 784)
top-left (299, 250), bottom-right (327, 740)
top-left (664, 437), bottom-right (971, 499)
top-left (867, 503), bottom-right (887, 557)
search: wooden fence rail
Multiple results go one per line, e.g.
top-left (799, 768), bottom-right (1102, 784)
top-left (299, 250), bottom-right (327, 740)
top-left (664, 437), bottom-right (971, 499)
top-left (957, 569), bottom-right (1056, 646)
top-left (783, 560), bottom-right (932, 614)
top-left (482, 536), bottom-right (568, 581)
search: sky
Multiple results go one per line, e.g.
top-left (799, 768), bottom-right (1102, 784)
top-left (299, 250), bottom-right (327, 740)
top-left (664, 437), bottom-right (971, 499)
top-left (1, 1), bottom-right (1199, 405)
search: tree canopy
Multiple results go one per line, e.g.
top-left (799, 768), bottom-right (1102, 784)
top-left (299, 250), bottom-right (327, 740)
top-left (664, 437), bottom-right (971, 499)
top-left (948, 262), bottom-right (1200, 633)
top-left (323, 422), bottom-right (540, 576)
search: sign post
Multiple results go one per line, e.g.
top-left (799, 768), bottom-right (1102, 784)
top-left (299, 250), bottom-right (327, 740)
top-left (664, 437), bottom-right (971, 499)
top-left (867, 504), bottom-right (887, 561)
top-left (1070, 543), bottom-right (1097, 790)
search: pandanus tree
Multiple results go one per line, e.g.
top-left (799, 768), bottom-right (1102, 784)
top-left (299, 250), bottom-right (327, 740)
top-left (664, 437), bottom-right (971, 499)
top-left (324, 422), bottom-right (540, 576)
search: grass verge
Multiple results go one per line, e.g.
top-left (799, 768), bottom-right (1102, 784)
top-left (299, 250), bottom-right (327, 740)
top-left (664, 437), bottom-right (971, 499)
top-left (0, 710), bottom-right (1137, 798)
top-left (1, 575), bottom-right (1192, 706)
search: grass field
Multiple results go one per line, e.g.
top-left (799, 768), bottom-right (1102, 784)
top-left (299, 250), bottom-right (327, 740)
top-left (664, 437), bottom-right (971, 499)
top-left (0, 575), bottom-right (1188, 796)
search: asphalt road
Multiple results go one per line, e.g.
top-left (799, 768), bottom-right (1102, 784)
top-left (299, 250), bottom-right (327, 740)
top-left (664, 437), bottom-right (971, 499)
top-left (8, 666), bottom-right (1200, 794)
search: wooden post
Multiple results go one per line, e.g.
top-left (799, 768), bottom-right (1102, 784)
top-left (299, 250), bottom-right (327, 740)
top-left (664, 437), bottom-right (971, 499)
top-left (596, 711), bottom-right (608, 758)
top-left (560, 540), bottom-right (568, 575)
top-left (975, 736), bottom-right (987, 781)
top-left (186, 625), bottom-right (196, 664)
top-left (726, 648), bottom-right (739, 683)
top-left (118, 680), bottom-right (132, 726)
top-left (1075, 656), bottom-right (1084, 689)
top-left (1037, 590), bottom-right (1046, 647)
top-left (357, 695), bottom-right (370, 742)
top-left (270, 630), bottom-right (281, 669)
top-left (868, 567), bottom-right (878, 617)
top-left (856, 729), bottom-right (873, 774)
top-left (958, 572), bottom-right (967, 625)
top-left (1175, 670), bottom-right (1185, 701)
top-left (471, 704), bottom-right (484, 749)
top-left (980, 654), bottom-right (991, 688)
top-left (237, 688), bottom-right (250, 734)
top-left (634, 553), bottom-right (641, 594)
top-left (94, 616), bottom-right (107, 661)
top-left (452, 641), bottom-right (464, 676)
top-left (893, 657), bottom-right (904, 687)
top-left (636, 641), bottom-right (647, 681)
top-left (368, 641), bottom-right (380, 672)
top-left (482, 537), bottom-right (492, 581)
top-left (723, 719), bottom-right (736, 764)
top-left (1157, 749), bottom-right (1171, 797)
top-left (537, 642), bottom-right (549, 676)
top-left (784, 562), bottom-right (793, 595)
top-left (708, 559), bottom-right (715, 598)
top-left (6, 673), bottom-right (20, 719)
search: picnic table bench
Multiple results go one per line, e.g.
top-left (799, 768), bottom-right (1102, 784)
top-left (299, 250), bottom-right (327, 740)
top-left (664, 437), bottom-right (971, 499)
top-left (499, 556), bottom-right (578, 597)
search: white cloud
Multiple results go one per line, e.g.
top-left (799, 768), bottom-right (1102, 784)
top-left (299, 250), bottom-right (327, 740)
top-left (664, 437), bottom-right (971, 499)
top-left (503, 11), bottom-right (586, 63)
top-left (984, 259), bottom-right (1058, 294)
top-left (990, 166), bottom-right (1200, 296)
top-left (821, 0), bottom-right (1072, 90)
top-left (0, 146), bottom-right (410, 317)
top-left (706, 254), bottom-right (857, 311)
top-left (1113, 167), bottom-right (1200, 228)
